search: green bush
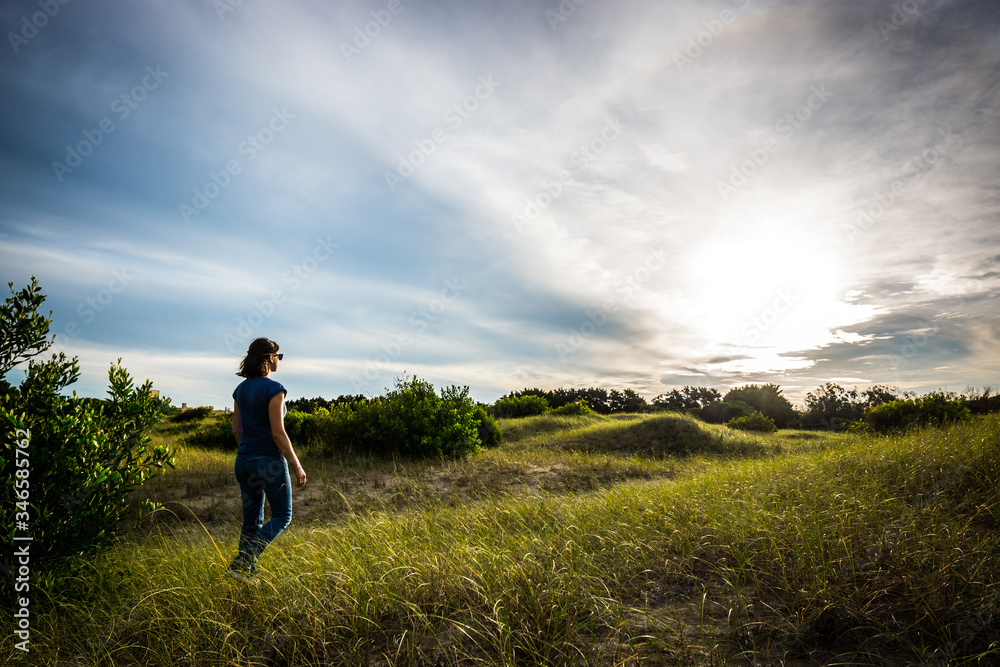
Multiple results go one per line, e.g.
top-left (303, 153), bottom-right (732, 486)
top-left (863, 392), bottom-right (971, 433)
top-left (182, 412), bottom-right (235, 449)
top-left (474, 405), bottom-right (503, 447)
top-left (1, 278), bottom-right (174, 581)
top-left (491, 394), bottom-right (550, 418)
top-left (551, 399), bottom-right (594, 415)
top-left (699, 400), bottom-right (753, 424)
top-left (726, 410), bottom-right (778, 432)
top-left (723, 384), bottom-right (796, 428)
top-left (169, 405), bottom-right (213, 423)
top-left (185, 379), bottom-right (491, 458)
top-left (308, 377), bottom-right (480, 458)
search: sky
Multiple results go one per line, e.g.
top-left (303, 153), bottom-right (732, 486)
top-left (1, 0), bottom-right (998, 409)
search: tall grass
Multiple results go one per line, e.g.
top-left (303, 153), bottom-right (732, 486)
top-left (9, 414), bottom-right (999, 665)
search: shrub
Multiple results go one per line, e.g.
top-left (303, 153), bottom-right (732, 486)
top-left (726, 410), bottom-right (778, 433)
top-left (863, 392), bottom-right (971, 433)
top-left (317, 377), bottom-right (481, 458)
top-left (0, 278), bottom-right (174, 580)
top-left (169, 405), bottom-right (213, 423)
top-left (723, 384), bottom-right (796, 428)
top-left (964, 387), bottom-right (1000, 415)
top-left (182, 412), bottom-right (236, 449)
top-left (699, 400), bottom-right (753, 424)
top-left (491, 394), bottom-right (550, 418)
top-left (551, 399), bottom-right (594, 415)
top-left (474, 405), bottom-right (503, 447)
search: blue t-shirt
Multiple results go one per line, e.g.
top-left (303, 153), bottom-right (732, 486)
top-left (233, 376), bottom-right (287, 455)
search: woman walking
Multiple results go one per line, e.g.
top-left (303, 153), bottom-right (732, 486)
top-left (228, 337), bottom-right (306, 580)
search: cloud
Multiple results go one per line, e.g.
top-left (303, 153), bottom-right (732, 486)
top-left (2, 0), bottom-right (998, 406)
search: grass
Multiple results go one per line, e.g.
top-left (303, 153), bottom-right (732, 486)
top-left (8, 412), bottom-right (1000, 665)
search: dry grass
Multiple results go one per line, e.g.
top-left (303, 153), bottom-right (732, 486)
top-left (14, 412), bottom-right (1000, 666)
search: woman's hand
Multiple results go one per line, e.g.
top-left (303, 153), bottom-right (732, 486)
top-left (294, 466), bottom-right (306, 487)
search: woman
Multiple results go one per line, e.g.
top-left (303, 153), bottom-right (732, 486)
top-left (228, 337), bottom-right (306, 581)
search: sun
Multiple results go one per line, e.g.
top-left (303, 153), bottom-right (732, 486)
top-left (680, 226), bottom-right (849, 357)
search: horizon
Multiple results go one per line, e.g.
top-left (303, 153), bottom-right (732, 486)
top-left (2, 0), bottom-right (998, 410)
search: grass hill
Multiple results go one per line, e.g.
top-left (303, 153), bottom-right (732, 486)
top-left (12, 413), bottom-right (999, 665)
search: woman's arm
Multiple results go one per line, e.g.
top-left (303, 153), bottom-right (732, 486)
top-left (232, 401), bottom-right (242, 447)
top-left (269, 392), bottom-right (306, 487)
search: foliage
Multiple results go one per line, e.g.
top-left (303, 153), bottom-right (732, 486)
top-left (963, 386), bottom-right (1000, 415)
top-left (802, 383), bottom-right (899, 430)
top-left (0, 278), bottom-right (174, 580)
top-left (550, 399), bottom-right (595, 415)
top-left (169, 405), bottom-right (214, 423)
top-left (491, 394), bottom-right (550, 418)
top-left (190, 379), bottom-right (491, 458)
top-left (182, 412), bottom-right (236, 449)
top-left (699, 400), bottom-right (754, 424)
top-left (723, 384), bottom-right (796, 428)
top-left (862, 392), bottom-right (971, 433)
top-left (607, 388), bottom-right (647, 413)
top-left (285, 394), bottom-right (368, 414)
top-left (506, 386), bottom-right (646, 414)
top-left (653, 385), bottom-right (721, 410)
top-left (366, 378), bottom-right (480, 457)
top-left (726, 410), bottom-right (778, 433)
top-left (473, 404), bottom-right (503, 448)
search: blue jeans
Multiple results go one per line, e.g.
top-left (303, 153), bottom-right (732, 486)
top-left (234, 454), bottom-right (292, 566)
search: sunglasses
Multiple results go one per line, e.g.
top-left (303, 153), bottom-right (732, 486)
top-left (271, 353), bottom-right (284, 360)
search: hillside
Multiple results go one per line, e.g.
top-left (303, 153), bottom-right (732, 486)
top-left (13, 413), bottom-right (999, 665)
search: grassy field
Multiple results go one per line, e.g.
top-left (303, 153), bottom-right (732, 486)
top-left (9, 412), bottom-right (1000, 666)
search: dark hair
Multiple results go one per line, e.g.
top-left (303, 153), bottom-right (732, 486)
top-left (237, 337), bottom-right (280, 378)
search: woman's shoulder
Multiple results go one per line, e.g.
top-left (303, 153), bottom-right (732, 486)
top-left (262, 377), bottom-right (287, 394)
top-left (234, 376), bottom-right (285, 395)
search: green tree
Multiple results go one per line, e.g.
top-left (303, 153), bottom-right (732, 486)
top-left (608, 388), bottom-right (647, 413)
top-left (803, 383), bottom-right (863, 429)
top-left (723, 384), bottom-right (796, 428)
top-left (654, 386), bottom-right (721, 410)
top-left (1, 278), bottom-right (174, 581)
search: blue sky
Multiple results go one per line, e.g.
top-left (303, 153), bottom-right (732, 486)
top-left (2, 0), bottom-right (998, 408)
